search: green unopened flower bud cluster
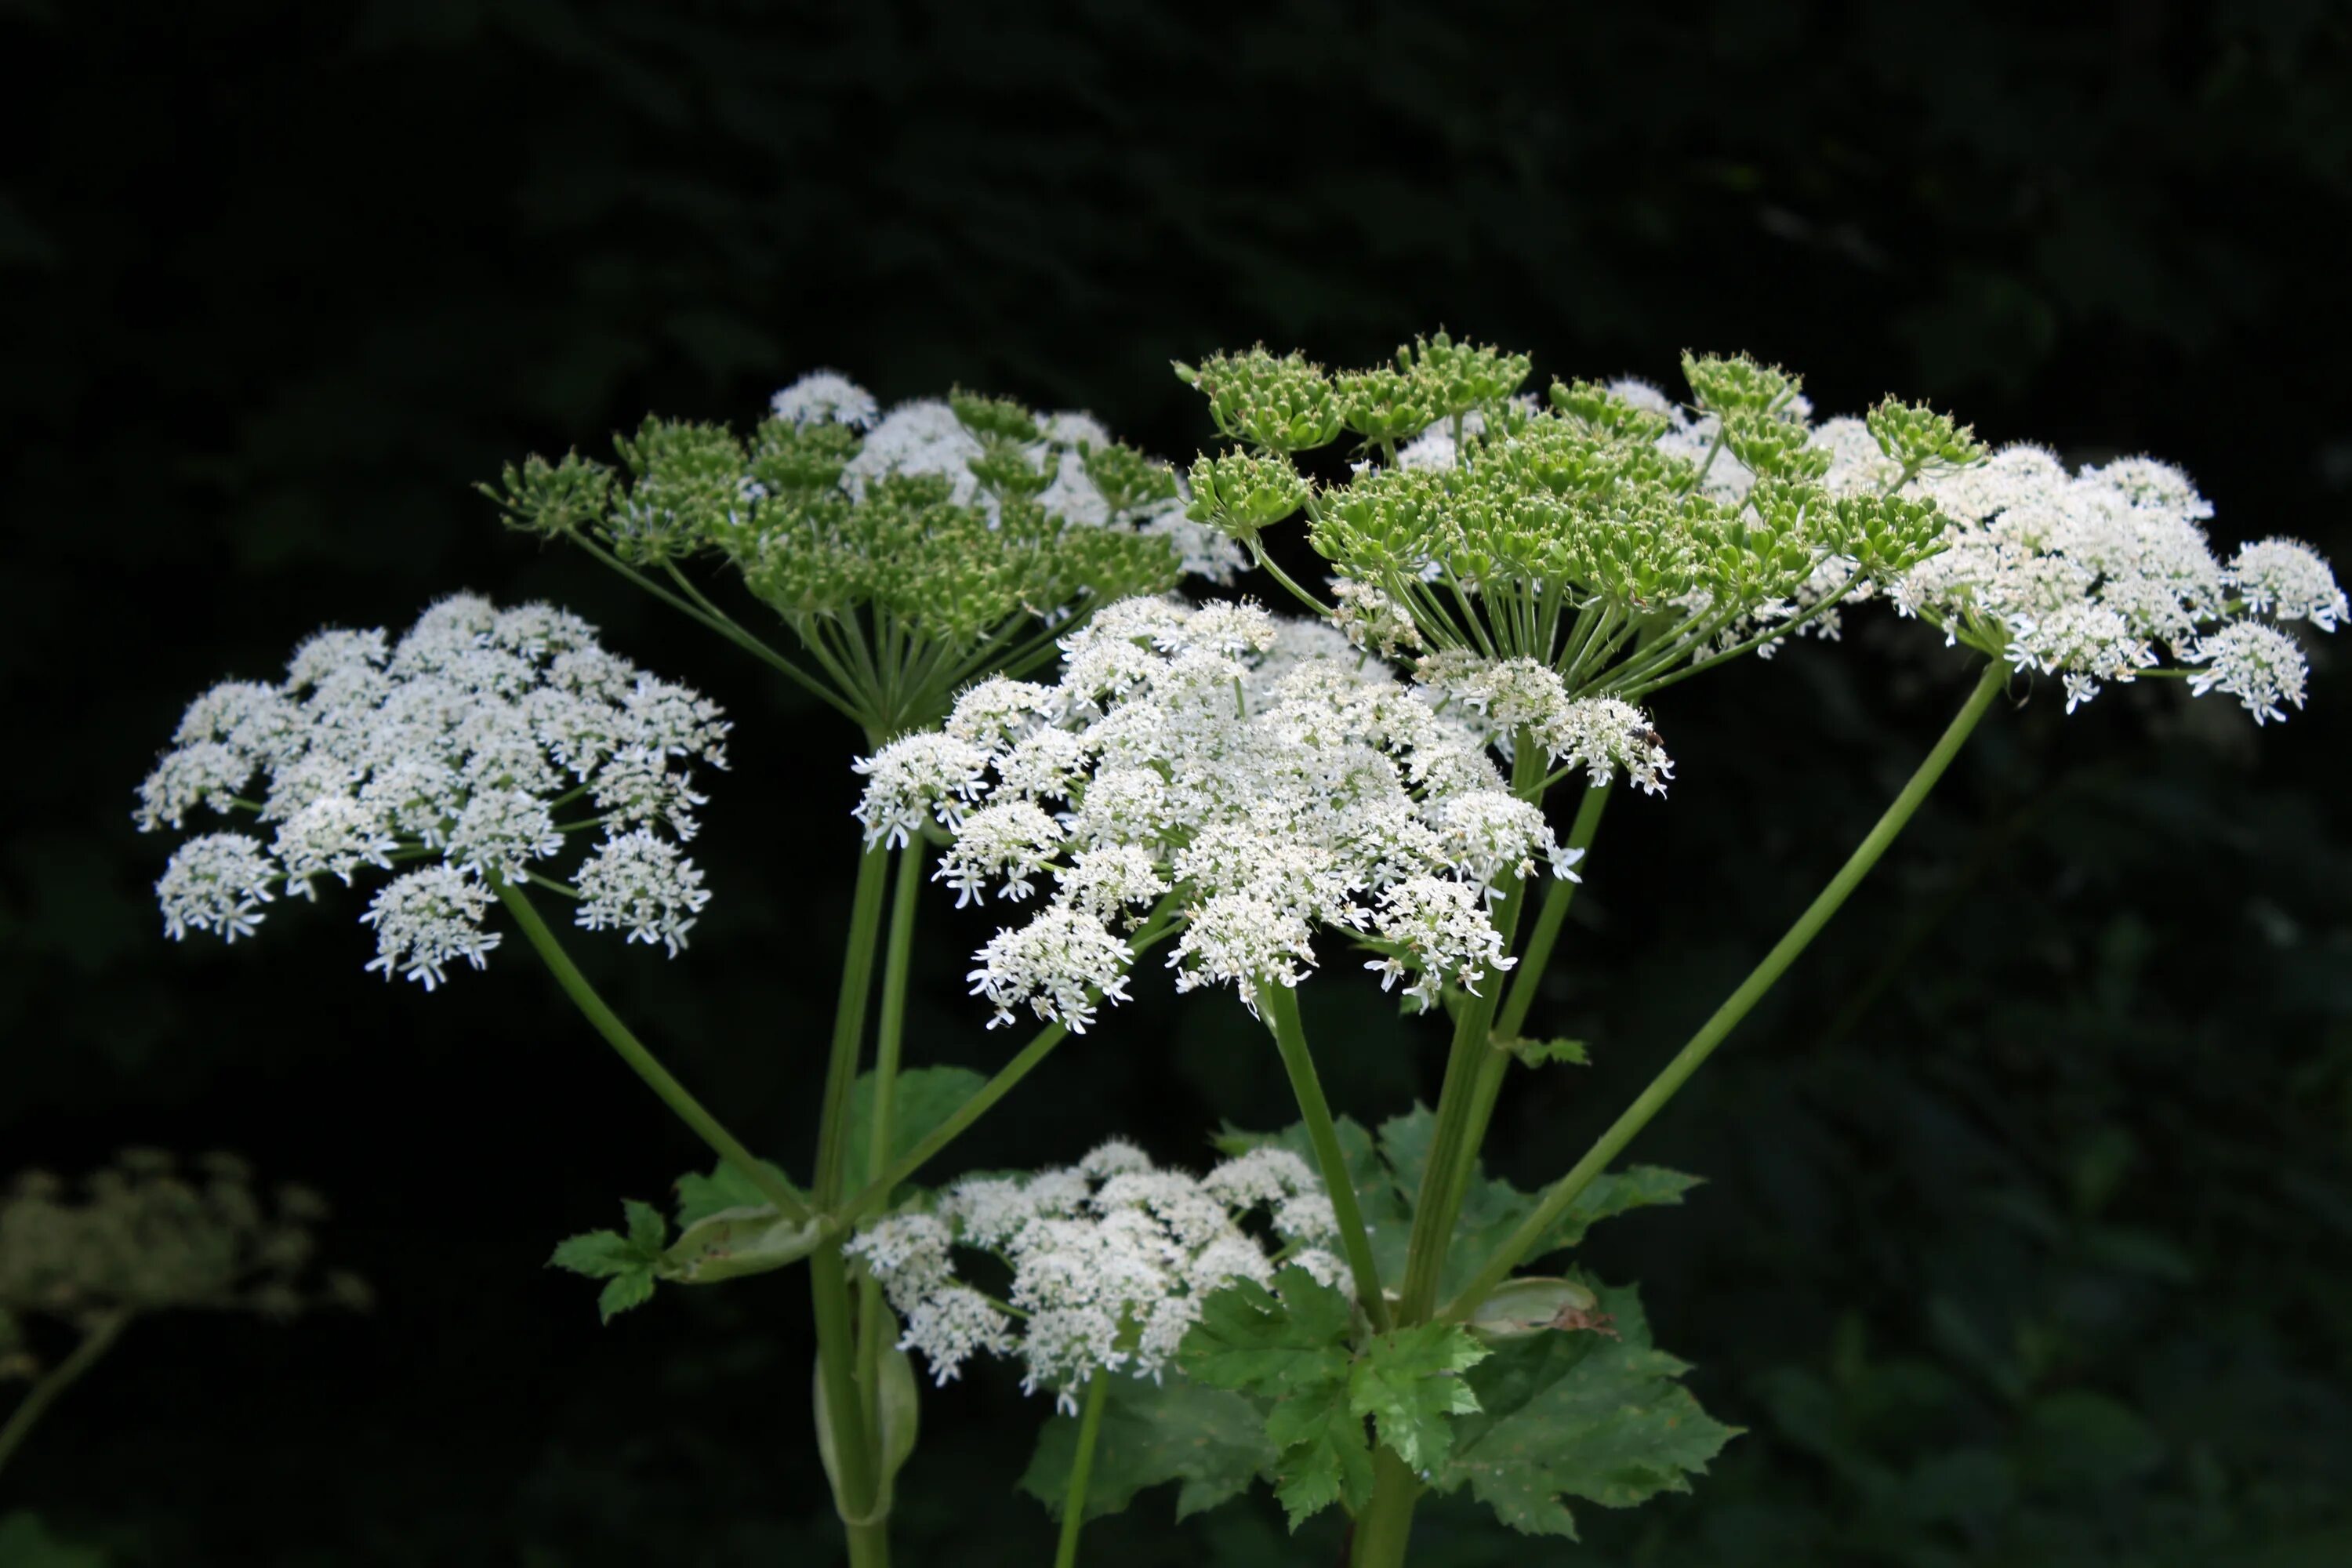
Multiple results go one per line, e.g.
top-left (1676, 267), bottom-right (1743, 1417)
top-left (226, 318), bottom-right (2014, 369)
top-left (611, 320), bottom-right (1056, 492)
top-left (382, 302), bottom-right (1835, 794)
top-left (1178, 335), bottom-right (1966, 701)
top-left (488, 373), bottom-right (1241, 732)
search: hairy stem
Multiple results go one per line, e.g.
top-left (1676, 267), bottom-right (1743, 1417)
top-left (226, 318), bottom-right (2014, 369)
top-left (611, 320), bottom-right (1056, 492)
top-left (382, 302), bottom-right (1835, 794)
top-left (1052, 1372), bottom-right (1113, 1568)
top-left (0, 1310), bottom-right (130, 1479)
top-left (1441, 659), bottom-right (2007, 1322)
top-left (495, 882), bottom-right (810, 1222)
top-left (1261, 982), bottom-right (1393, 1334)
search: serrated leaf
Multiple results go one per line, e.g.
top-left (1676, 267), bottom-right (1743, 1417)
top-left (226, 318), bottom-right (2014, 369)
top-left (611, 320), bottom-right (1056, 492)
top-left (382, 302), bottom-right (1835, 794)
top-left (843, 1065), bottom-right (987, 1188)
top-left (622, 1199), bottom-right (666, 1254)
top-left (1178, 1269), bottom-right (1356, 1394)
top-left (1262, 1382), bottom-right (1373, 1528)
top-left (1348, 1323), bottom-right (1490, 1472)
top-left (1018, 1377), bottom-right (1276, 1523)
top-left (595, 1266), bottom-right (657, 1323)
top-left (1432, 1281), bottom-right (1740, 1537)
top-left (673, 1158), bottom-right (804, 1229)
top-left (1502, 1036), bottom-right (1589, 1068)
top-left (547, 1228), bottom-right (653, 1279)
top-left (1178, 1269), bottom-right (1366, 1530)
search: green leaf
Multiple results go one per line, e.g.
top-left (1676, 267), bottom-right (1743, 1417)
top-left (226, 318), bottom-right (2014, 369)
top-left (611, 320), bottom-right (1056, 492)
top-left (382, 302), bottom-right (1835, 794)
top-left (1219, 1106), bottom-right (1700, 1300)
top-left (1019, 1376), bottom-right (1276, 1524)
top-left (843, 1065), bottom-right (987, 1189)
top-left (622, 1199), bottom-right (666, 1254)
top-left (549, 1201), bottom-right (669, 1320)
top-left (1178, 1269), bottom-right (1367, 1530)
top-left (1178, 1269), bottom-right (1356, 1395)
top-left (595, 1266), bottom-right (658, 1323)
top-left (1348, 1323), bottom-right (1490, 1472)
top-left (1261, 1381), bottom-right (1372, 1527)
top-left (548, 1225), bottom-right (658, 1279)
top-left (673, 1158), bottom-right (803, 1229)
top-left (1501, 1036), bottom-right (1589, 1068)
top-left (1432, 1281), bottom-right (1740, 1537)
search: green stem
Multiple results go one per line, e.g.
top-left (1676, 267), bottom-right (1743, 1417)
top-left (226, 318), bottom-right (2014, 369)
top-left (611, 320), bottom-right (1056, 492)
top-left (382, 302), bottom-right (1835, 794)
top-left (1392, 736), bottom-right (1544, 1324)
top-left (858, 844), bottom-right (927, 1443)
top-left (1440, 659), bottom-right (2007, 1322)
top-left (815, 847), bottom-right (895, 1206)
top-left (1446, 784), bottom-right (1617, 1239)
top-left (1350, 1446), bottom-right (1423, 1568)
top-left (807, 845), bottom-right (895, 1553)
top-left (1052, 1372), bottom-right (1113, 1568)
top-left (824, 913), bottom-right (1184, 1241)
top-left (0, 1310), bottom-right (130, 1479)
top-left (494, 883), bottom-right (810, 1223)
top-left (1260, 983), bottom-right (1392, 1334)
top-left (1495, 783), bottom-right (1612, 1041)
top-left (1247, 536), bottom-right (1335, 619)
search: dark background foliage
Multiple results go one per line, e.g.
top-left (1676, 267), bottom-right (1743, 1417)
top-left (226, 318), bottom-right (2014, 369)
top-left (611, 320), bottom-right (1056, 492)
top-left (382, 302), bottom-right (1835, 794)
top-left (3, 1), bottom-right (2348, 1563)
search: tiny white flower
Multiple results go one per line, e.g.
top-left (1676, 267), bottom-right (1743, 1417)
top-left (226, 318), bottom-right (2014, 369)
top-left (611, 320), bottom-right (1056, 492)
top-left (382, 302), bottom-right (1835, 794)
top-left (574, 829), bottom-right (712, 956)
top-left (155, 833), bottom-right (279, 942)
top-left (360, 866), bottom-right (501, 990)
top-left (2186, 622), bottom-right (2310, 725)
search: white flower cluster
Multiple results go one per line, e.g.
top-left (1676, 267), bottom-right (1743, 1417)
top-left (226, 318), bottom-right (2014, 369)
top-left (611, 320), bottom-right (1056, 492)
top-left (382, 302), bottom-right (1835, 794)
top-left (136, 596), bottom-right (727, 986)
top-left (855, 599), bottom-right (1581, 1025)
top-left (845, 1139), bottom-right (1344, 1410)
top-left (1413, 651), bottom-right (1674, 795)
top-left (1806, 434), bottom-right (2341, 721)
top-left (769, 369), bottom-right (880, 431)
top-left (778, 372), bottom-right (1242, 581)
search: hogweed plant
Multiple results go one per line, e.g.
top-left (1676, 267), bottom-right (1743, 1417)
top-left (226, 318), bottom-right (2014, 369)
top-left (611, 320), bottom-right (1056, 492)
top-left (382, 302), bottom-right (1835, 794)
top-left (129, 350), bottom-right (2338, 1566)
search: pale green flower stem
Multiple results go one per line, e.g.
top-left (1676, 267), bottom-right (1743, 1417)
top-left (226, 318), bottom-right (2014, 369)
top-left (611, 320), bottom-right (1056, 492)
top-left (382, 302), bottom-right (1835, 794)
top-left (499, 856), bottom-right (897, 1568)
top-left (1391, 734), bottom-right (1548, 1326)
top-left (1352, 659), bottom-right (2005, 1567)
top-left (494, 883), bottom-right (811, 1224)
top-left (1443, 659), bottom-right (2005, 1320)
top-left (0, 1308), bottom-right (131, 1479)
top-left (1260, 983), bottom-right (1394, 1334)
top-left (1052, 1372), bottom-right (1113, 1568)
top-left (858, 844), bottom-right (927, 1453)
top-left (809, 844), bottom-right (896, 1568)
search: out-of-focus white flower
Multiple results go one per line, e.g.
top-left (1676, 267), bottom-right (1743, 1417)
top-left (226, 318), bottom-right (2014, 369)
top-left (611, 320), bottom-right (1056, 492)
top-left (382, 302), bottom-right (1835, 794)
top-left (846, 1140), bottom-right (1341, 1410)
top-left (136, 596), bottom-right (725, 984)
top-left (770, 370), bottom-right (880, 430)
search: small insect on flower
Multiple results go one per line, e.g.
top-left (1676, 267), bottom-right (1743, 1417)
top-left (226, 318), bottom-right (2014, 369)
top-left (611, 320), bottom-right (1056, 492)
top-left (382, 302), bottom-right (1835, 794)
top-left (136, 595), bottom-right (727, 986)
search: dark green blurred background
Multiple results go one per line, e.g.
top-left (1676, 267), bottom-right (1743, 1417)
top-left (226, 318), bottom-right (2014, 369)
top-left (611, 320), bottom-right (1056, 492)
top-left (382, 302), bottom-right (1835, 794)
top-left (4, 2), bottom-right (2348, 1563)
